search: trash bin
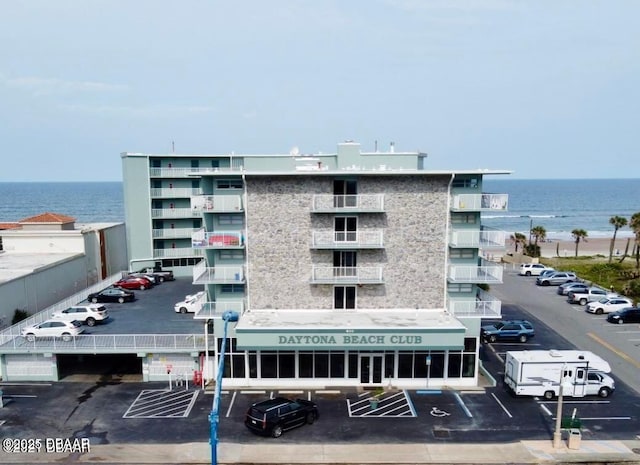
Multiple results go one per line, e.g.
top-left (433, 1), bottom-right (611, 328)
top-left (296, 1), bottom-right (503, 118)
top-left (567, 428), bottom-right (581, 449)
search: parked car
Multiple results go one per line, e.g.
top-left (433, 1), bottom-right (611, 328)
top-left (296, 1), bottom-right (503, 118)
top-left (586, 297), bottom-right (634, 315)
top-left (245, 397), bottom-right (319, 438)
top-left (88, 287), bottom-right (135, 303)
top-left (114, 276), bottom-right (153, 290)
top-left (567, 287), bottom-right (617, 306)
top-left (127, 272), bottom-right (159, 285)
top-left (607, 307), bottom-right (640, 324)
top-left (21, 320), bottom-right (83, 342)
top-left (518, 264), bottom-right (554, 276)
top-left (51, 304), bottom-right (109, 326)
top-left (174, 291), bottom-right (206, 314)
top-left (536, 271), bottom-right (578, 286)
top-left (481, 320), bottom-right (535, 343)
top-left (135, 266), bottom-right (175, 282)
top-left (557, 282), bottom-right (589, 296)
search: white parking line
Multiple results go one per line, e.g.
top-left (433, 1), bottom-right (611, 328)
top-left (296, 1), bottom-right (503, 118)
top-left (490, 392), bottom-right (513, 418)
top-left (454, 392), bottom-right (472, 418)
top-left (540, 404), bottom-right (553, 416)
top-left (225, 390), bottom-right (237, 418)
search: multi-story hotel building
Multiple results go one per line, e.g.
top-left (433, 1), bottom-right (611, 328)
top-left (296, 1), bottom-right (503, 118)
top-left (121, 141), bottom-right (509, 389)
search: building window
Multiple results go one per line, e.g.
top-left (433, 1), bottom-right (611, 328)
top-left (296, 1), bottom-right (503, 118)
top-left (450, 213), bottom-right (477, 224)
top-left (334, 286), bottom-right (356, 309)
top-left (449, 249), bottom-right (475, 259)
top-left (221, 284), bottom-right (244, 294)
top-left (217, 179), bottom-right (243, 189)
top-left (452, 178), bottom-right (478, 188)
top-left (218, 214), bottom-right (244, 225)
top-left (334, 217), bottom-right (357, 242)
top-left (333, 179), bottom-right (357, 207)
top-left (448, 283), bottom-right (473, 293)
top-left (219, 250), bottom-right (244, 260)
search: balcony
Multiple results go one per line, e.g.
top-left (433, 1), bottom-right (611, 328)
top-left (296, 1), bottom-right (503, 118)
top-left (197, 300), bottom-right (246, 319)
top-left (311, 194), bottom-right (385, 213)
top-left (151, 208), bottom-right (197, 219)
top-left (448, 259), bottom-right (503, 284)
top-left (451, 193), bottom-right (508, 212)
top-left (153, 248), bottom-right (204, 259)
top-left (150, 187), bottom-right (203, 198)
top-left (448, 290), bottom-right (502, 318)
top-left (449, 228), bottom-right (506, 249)
top-left (193, 262), bottom-right (245, 285)
top-left (192, 231), bottom-right (244, 249)
top-left (191, 195), bottom-right (243, 213)
top-left (153, 227), bottom-right (199, 239)
top-left (310, 266), bottom-right (384, 284)
top-left (311, 230), bottom-right (384, 249)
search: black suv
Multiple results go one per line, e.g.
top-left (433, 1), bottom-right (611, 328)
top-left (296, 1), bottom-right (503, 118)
top-left (481, 320), bottom-right (535, 343)
top-left (244, 397), bottom-right (319, 438)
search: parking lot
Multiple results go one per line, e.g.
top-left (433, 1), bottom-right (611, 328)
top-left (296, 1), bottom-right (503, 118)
top-left (1, 266), bottom-right (639, 445)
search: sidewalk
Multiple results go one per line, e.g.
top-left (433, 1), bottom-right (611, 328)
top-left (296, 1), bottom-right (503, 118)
top-left (5, 440), bottom-right (640, 464)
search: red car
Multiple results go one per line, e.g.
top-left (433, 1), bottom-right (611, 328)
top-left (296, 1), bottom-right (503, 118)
top-left (114, 276), bottom-right (153, 290)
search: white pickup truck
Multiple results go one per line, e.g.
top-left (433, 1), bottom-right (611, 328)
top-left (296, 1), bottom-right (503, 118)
top-left (567, 287), bottom-right (617, 306)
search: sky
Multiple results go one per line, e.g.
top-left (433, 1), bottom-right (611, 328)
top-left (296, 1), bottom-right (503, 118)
top-left (1, 1), bottom-right (638, 181)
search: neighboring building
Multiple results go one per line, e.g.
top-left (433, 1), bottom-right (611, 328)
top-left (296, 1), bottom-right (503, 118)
top-left (121, 141), bottom-right (509, 389)
top-left (0, 213), bottom-right (127, 328)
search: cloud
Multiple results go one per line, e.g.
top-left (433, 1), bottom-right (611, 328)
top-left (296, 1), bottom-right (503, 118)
top-left (386, 0), bottom-right (519, 13)
top-left (0, 74), bottom-right (129, 96)
top-left (59, 103), bottom-right (215, 118)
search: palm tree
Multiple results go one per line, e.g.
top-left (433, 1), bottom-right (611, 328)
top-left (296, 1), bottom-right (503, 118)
top-left (608, 216), bottom-right (628, 263)
top-left (571, 229), bottom-right (588, 257)
top-left (630, 212), bottom-right (640, 270)
top-left (528, 225), bottom-right (546, 258)
top-left (510, 232), bottom-right (527, 253)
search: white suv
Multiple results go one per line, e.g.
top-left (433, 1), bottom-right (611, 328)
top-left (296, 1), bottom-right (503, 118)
top-left (519, 263), bottom-right (554, 276)
top-left (174, 291), bottom-right (206, 314)
top-left (51, 304), bottom-right (109, 326)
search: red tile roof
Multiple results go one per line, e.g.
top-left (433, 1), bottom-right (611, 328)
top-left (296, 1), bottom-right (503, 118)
top-left (0, 222), bottom-right (21, 230)
top-left (19, 212), bottom-right (76, 224)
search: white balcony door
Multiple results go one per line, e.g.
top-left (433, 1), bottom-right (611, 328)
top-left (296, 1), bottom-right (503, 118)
top-left (335, 217), bottom-right (357, 242)
top-left (334, 251), bottom-right (357, 277)
top-left (334, 180), bottom-right (357, 207)
top-left (334, 286), bottom-right (356, 309)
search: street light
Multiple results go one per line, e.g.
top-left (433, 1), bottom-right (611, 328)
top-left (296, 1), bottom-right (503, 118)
top-left (210, 310), bottom-right (239, 465)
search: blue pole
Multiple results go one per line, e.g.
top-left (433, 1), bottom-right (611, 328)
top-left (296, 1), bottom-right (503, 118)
top-left (210, 311), bottom-right (239, 465)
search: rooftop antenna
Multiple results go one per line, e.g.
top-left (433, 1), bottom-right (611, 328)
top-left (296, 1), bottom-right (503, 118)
top-left (375, 140), bottom-right (378, 152)
top-left (172, 141), bottom-right (175, 153)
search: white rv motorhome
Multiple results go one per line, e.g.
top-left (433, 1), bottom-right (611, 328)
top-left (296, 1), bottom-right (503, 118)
top-left (504, 350), bottom-right (615, 399)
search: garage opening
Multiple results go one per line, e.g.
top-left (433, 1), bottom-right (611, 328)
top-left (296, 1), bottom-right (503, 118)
top-left (57, 354), bottom-right (142, 381)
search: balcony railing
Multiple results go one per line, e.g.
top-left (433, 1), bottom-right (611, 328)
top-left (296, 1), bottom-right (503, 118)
top-left (448, 260), bottom-right (503, 284)
top-left (191, 195), bottom-right (243, 213)
top-left (310, 266), bottom-right (384, 284)
top-left (449, 228), bottom-right (506, 249)
top-left (151, 208), bottom-right (197, 219)
top-left (153, 248), bottom-right (204, 258)
top-left (448, 289), bottom-right (502, 318)
top-left (150, 188), bottom-right (203, 198)
top-left (0, 334), bottom-right (205, 353)
top-left (192, 231), bottom-right (244, 249)
top-left (198, 300), bottom-right (246, 319)
top-left (311, 194), bottom-right (385, 213)
top-left (311, 230), bottom-right (384, 249)
top-left (451, 193), bottom-right (508, 211)
top-left (193, 262), bottom-right (245, 284)
top-left (153, 227), bottom-right (199, 239)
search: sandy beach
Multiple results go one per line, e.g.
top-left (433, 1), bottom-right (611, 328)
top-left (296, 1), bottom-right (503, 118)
top-left (507, 236), bottom-right (636, 258)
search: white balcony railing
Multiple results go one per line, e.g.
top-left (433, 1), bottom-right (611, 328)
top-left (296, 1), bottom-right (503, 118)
top-left (448, 290), bottom-right (502, 318)
top-left (151, 208), bottom-right (196, 219)
top-left (153, 227), bottom-right (199, 239)
top-left (150, 188), bottom-right (203, 198)
top-left (191, 195), bottom-right (243, 213)
top-left (451, 193), bottom-right (508, 211)
top-left (448, 260), bottom-right (503, 284)
top-left (192, 231), bottom-right (244, 248)
top-left (153, 248), bottom-right (204, 258)
top-left (311, 230), bottom-right (384, 248)
top-left (0, 334), bottom-right (205, 352)
top-left (193, 261), bottom-right (244, 284)
top-left (312, 194), bottom-right (385, 212)
top-left (449, 228), bottom-right (506, 248)
top-left (310, 266), bottom-right (384, 284)
top-left (198, 300), bottom-right (246, 319)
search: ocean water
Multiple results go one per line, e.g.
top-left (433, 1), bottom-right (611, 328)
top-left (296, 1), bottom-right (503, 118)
top-left (0, 180), bottom-right (637, 240)
top-left (0, 182), bottom-right (124, 223)
top-left (482, 178), bottom-right (639, 240)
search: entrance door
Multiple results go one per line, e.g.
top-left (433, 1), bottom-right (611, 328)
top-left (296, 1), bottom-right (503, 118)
top-left (359, 354), bottom-right (383, 384)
